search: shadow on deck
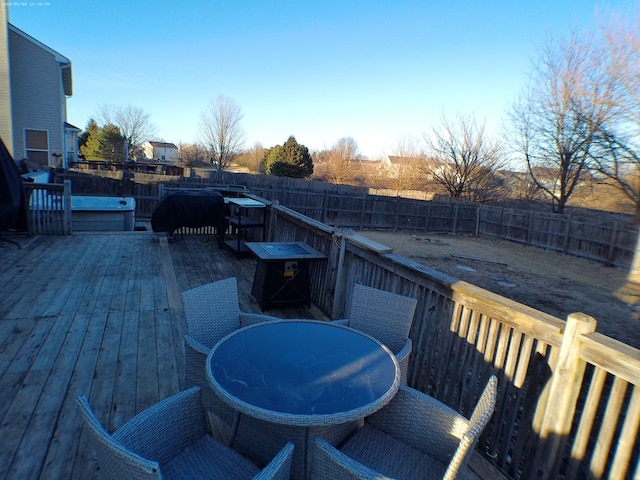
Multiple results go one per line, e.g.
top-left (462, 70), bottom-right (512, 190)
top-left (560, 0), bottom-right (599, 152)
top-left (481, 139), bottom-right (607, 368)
top-left (0, 232), bottom-right (502, 480)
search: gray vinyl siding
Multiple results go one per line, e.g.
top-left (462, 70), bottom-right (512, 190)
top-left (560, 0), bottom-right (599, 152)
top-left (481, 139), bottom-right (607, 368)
top-left (0, 8), bottom-right (12, 155)
top-left (8, 28), bottom-right (65, 164)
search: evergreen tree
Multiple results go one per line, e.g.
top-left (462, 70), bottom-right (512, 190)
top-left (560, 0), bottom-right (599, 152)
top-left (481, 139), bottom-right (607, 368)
top-left (259, 145), bottom-right (283, 173)
top-left (265, 136), bottom-right (313, 178)
top-left (79, 119), bottom-right (126, 161)
top-left (100, 124), bottom-right (125, 162)
top-left (79, 119), bottom-right (103, 160)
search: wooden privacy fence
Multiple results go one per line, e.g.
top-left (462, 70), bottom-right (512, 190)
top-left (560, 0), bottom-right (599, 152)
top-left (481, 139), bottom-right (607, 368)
top-left (23, 181), bottom-right (72, 235)
top-left (479, 206), bottom-right (637, 268)
top-left (266, 203), bottom-right (640, 480)
top-left (54, 172), bottom-right (637, 267)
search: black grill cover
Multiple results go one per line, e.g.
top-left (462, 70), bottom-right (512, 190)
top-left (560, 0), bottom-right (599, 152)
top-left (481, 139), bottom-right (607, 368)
top-left (151, 190), bottom-right (228, 245)
top-left (0, 137), bottom-right (28, 232)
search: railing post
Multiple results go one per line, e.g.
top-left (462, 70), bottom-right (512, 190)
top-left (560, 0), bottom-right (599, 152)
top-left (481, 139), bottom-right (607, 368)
top-left (531, 312), bottom-right (597, 479)
top-left (63, 179), bottom-right (72, 235)
top-left (331, 233), bottom-right (347, 320)
top-left (628, 230), bottom-right (640, 286)
top-left (267, 201), bottom-right (278, 242)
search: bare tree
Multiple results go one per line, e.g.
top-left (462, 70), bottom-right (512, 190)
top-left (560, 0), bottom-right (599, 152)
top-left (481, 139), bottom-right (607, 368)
top-left (424, 114), bottom-right (505, 201)
top-left (98, 104), bottom-right (157, 160)
top-left (199, 96), bottom-right (245, 171)
top-left (390, 135), bottom-right (424, 159)
top-left (177, 142), bottom-right (207, 166)
top-left (387, 136), bottom-right (427, 191)
top-left (234, 142), bottom-right (264, 173)
top-left (324, 137), bottom-right (360, 184)
top-left (507, 31), bottom-right (616, 213)
top-left (585, 15), bottom-right (640, 221)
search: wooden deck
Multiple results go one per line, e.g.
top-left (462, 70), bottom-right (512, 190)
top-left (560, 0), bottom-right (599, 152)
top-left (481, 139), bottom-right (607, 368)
top-left (0, 231), bottom-right (502, 480)
top-left (0, 232), bottom-right (325, 479)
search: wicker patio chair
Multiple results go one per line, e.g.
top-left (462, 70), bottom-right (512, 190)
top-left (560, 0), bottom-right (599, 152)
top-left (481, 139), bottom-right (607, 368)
top-left (311, 376), bottom-right (498, 480)
top-left (183, 277), bottom-right (280, 443)
top-left (76, 386), bottom-right (294, 480)
top-left (333, 283), bottom-right (417, 384)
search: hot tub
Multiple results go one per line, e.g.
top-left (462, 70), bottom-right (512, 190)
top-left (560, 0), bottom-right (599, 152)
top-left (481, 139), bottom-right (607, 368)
top-left (71, 196), bottom-right (136, 231)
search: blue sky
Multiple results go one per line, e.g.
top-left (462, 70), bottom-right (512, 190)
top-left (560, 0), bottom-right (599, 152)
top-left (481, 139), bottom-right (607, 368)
top-left (8, 0), bottom-right (639, 159)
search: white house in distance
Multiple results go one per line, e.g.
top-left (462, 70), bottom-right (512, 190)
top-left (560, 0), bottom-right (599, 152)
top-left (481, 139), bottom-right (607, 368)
top-left (140, 141), bottom-right (179, 163)
top-left (0, 5), bottom-right (79, 168)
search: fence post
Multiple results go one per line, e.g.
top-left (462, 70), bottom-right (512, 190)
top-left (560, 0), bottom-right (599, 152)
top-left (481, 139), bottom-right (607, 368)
top-left (321, 190), bottom-right (328, 224)
top-left (562, 214), bottom-right (572, 254)
top-left (359, 193), bottom-right (367, 230)
top-left (531, 312), bottom-right (597, 478)
top-left (474, 205), bottom-right (480, 236)
top-left (453, 203), bottom-right (459, 234)
top-left (606, 221), bottom-right (619, 267)
top-left (526, 210), bottom-right (534, 245)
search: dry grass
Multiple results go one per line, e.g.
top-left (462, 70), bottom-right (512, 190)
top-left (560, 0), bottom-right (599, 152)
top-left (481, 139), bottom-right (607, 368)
top-left (360, 230), bottom-right (640, 349)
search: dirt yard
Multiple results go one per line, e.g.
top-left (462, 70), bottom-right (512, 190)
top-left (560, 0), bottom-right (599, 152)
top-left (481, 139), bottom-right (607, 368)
top-left (359, 230), bottom-right (640, 349)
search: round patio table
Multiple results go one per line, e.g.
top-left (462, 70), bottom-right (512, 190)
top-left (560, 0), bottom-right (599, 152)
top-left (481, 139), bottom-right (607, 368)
top-left (205, 319), bottom-right (400, 427)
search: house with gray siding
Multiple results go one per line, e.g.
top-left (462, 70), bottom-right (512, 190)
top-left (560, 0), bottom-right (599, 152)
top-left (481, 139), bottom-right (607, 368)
top-left (0, 5), bottom-right (78, 168)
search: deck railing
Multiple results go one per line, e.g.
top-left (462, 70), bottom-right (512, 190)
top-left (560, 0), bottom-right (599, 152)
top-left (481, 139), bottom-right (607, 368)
top-left (267, 202), bottom-right (640, 480)
top-left (23, 180), bottom-right (72, 235)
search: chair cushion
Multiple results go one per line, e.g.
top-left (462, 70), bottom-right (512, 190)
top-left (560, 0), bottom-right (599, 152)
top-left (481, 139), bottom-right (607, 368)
top-left (162, 435), bottom-right (260, 480)
top-left (340, 425), bottom-right (448, 480)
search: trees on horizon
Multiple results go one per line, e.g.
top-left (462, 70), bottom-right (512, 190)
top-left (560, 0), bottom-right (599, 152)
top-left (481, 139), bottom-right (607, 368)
top-left (424, 114), bottom-right (506, 203)
top-left (97, 104), bottom-right (157, 161)
top-left (79, 119), bottom-right (125, 162)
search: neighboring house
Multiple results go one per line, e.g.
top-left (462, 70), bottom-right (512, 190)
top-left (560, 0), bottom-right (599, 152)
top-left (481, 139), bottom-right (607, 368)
top-left (0, 5), bottom-right (78, 168)
top-left (381, 155), bottom-right (429, 178)
top-left (140, 141), bottom-right (179, 163)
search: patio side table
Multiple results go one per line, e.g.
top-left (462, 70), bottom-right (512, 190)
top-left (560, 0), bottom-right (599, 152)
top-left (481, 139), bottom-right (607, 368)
top-left (245, 242), bottom-right (327, 310)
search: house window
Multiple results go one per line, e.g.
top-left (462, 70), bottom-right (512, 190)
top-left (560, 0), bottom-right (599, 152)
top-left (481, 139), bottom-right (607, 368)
top-left (25, 129), bottom-right (49, 165)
